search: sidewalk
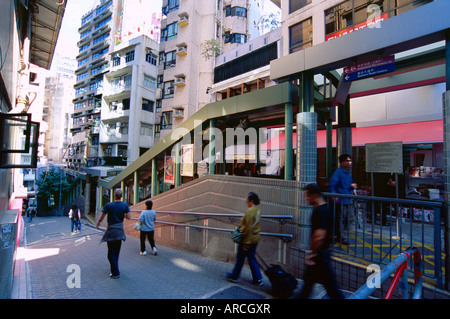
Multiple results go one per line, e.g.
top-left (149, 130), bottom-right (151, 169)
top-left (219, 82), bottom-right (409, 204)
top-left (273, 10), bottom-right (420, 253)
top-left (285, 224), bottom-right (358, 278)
top-left (12, 216), bottom-right (324, 300)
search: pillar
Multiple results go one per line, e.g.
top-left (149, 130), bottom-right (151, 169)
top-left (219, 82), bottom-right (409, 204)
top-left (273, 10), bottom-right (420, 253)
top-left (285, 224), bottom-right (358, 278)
top-left (175, 143), bottom-right (181, 187)
top-left (133, 171), bottom-right (139, 205)
top-left (151, 158), bottom-right (158, 197)
top-left (326, 118), bottom-right (333, 178)
top-left (121, 181), bottom-right (125, 202)
top-left (337, 98), bottom-right (352, 162)
top-left (110, 188), bottom-right (114, 203)
top-left (285, 103), bottom-right (294, 180)
top-left (209, 119), bottom-right (216, 175)
top-left (296, 112), bottom-right (318, 248)
top-left (84, 174), bottom-right (91, 218)
top-left (443, 33), bottom-right (450, 290)
top-left (98, 186), bottom-right (104, 219)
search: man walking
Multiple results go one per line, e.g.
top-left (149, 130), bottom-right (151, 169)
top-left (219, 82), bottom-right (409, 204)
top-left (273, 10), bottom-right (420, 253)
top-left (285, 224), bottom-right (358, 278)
top-left (96, 189), bottom-right (130, 279)
top-left (296, 183), bottom-right (345, 299)
top-left (328, 154), bottom-right (357, 244)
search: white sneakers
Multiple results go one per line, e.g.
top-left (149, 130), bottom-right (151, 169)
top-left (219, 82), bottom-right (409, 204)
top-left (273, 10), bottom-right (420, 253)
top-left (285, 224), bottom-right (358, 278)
top-left (140, 247), bottom-right (158, 256)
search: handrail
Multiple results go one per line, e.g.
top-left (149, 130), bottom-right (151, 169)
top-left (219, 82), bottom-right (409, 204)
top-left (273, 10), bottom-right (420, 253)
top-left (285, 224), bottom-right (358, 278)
top-left (323, 192), bottom-right (443, 207)
top-left (349, 247), bottom-right (423, 299)
top-left (128, 217), bottom-right (294, 242)
top-left (129, 209), bottom-right (294, 221)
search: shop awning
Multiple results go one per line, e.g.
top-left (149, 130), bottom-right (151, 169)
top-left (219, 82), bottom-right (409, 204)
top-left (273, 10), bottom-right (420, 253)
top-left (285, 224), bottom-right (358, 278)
top-left (261, 120), bottom-right (443, 150)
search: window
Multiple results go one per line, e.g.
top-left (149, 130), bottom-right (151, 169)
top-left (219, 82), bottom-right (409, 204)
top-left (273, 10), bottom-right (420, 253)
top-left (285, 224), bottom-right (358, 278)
top-left (142, 99), bottom-right (154, 112)
top-left (163, 81), bottom-right (174, 99)
top-left (92, 47), bottom-right (108, 60)
top-left (78, 57), bottom-right (89, 67)
top-left (112, 56), bottom-right (120, 66)
top-left (140, 123), bottom-right (153, 136)
top-left (161, 22), bottom-right (178, 42)
top-left (146, 52), bottom-right (157, 65)
top-left (161, 111), bottom-right (173, 130)
top-left (225, 33), bottom-right (247, 44)
top-left (164, 51), bottom-right (177, 69)
top-left (156, 100), bottom-right (162, 113)
top-left (118, 123), bottom-right (128, 135)
top-left (154, 124), bottom-right (161, 138)
top-left (77, 72), bottom-right (88, 81)
top-left (225, 6), bottom-right (247, 17)
top-left (122, 98), bottom-right (130, 110)
top-left (143, 75), bottom-right (156, 90)
top-left (125, 50), bottom-right (135, 63)
top-left (124, 74), bottom-right (132, 88)
top-left (289, 18), bottom-right (312, 53)
top-left (289, 0), bottom-right (312, 14)
top-left (157, 75), bottom-right (163, 88)
top-left (118, 144), bottom-right (127, 157)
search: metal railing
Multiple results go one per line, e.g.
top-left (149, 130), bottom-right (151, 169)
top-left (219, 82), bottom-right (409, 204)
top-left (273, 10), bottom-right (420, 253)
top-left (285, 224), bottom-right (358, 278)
top-left (128, 210), bottom-right (294, 242)
top-left (349, 247), bottom-right (423, 299)
top-left (323, 192), bottom-right (443, 288)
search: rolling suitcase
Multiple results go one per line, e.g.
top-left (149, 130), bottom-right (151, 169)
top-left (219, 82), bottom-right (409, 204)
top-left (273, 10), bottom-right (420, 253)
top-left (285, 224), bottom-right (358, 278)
top-left (257, 253), bottom-right (298, 298)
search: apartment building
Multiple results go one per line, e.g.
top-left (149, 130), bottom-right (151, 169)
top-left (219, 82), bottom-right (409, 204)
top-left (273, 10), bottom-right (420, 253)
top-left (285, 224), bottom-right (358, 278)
top-left (157, 0), bottom-right (266, 138)
top-left (67, 0), bottom-right (157, 172)
top-left (101, 35), bottom-right (159, 165)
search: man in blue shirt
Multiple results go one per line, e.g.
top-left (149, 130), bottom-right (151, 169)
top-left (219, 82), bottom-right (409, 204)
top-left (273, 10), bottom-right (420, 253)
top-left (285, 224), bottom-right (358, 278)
top-left (96, 189), bottom-right (130, 279)
top-left (328, 154), bottom-right (357, 245)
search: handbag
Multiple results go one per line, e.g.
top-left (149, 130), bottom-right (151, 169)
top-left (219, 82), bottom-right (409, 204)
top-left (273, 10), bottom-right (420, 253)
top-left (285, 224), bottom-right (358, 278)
top-left (134, 221), bottom-right (141, 230)
top-left (231, 227), bottom-right (243, 243)
top-left (231, 209), bottom-right (260, 244)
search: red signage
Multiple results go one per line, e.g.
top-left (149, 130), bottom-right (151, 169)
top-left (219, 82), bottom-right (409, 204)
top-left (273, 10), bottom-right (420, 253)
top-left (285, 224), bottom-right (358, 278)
top-left (326, 13), bottom-right (388, 42)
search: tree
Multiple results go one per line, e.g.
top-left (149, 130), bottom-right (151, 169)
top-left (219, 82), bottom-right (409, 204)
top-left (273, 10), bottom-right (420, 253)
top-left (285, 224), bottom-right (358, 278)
top-left (36, 168), bottom-right (71, 215)
top-left (201, 39), bottom-right (223, 60)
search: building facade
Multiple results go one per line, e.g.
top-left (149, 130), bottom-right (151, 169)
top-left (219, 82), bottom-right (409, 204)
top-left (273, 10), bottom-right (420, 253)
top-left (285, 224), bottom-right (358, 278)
top-left (101, 35), bottom-right (159, 165)
top-left (67, 0), bottom-right (158, 172)
top-left (157, 0), bottom-right (267, 138)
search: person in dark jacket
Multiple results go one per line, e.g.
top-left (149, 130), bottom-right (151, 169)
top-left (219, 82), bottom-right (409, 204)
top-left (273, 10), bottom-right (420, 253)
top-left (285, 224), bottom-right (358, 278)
top-left (96, 189), bottom-right (130, 279)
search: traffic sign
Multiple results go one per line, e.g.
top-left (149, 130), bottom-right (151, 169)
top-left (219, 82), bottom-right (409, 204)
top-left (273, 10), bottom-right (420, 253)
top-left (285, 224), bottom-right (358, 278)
top-left (343, 56), bottom-right (395, 82)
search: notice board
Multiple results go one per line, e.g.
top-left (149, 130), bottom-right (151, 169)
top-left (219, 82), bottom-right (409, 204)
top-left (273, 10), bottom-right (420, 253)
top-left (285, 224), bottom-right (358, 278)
top-left (365, 142), bottom-right (403, 174)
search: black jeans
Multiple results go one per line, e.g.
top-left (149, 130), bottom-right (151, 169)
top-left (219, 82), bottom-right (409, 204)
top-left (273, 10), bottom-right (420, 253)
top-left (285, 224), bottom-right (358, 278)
top-left (140, 230), bottom-right (156, 252)
top-left (107, 240), bottom-right (122, 276)
top-left (298, 254), bottom-right (345, 299)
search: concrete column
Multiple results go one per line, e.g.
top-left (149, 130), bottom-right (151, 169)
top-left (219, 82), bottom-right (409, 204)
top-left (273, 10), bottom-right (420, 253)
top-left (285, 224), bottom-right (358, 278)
top-left (285, 103), bottom-right (294, 180)
top-left (442, 34), bottom-right (450, 291)
top-left (133, 171), bottom-right (139, 205)
top-left (110, 188), bottom-right (114, 203)
top-left (151, 158), bottom-right (158, 197)
top-left (121, 181), bottom-right (125, 202)
top-left (296, 112), bottom-right (318, 248)
top-left (84, 174), bottom-right (91, 218)
top-left (209, 119), bottom-right (216, 175)
top-left (175, 143), bottom-right (181, 187)
top-left (98, 186), bottom-right (104, 218)
top-left (337, 98), bottom-right (352, 161)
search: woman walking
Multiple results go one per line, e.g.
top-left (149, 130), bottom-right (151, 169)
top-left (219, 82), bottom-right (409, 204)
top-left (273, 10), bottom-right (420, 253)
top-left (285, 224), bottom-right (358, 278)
top-left (139, 200), bottom-right (157, 256)
top-left (69, 204), bottom-right (81, 234)
top-left (227, 192), bottom-right (263, 287)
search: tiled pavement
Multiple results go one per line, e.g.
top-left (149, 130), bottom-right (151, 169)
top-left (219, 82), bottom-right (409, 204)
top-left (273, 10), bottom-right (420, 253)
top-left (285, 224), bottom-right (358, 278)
top-left (12, 216), bottom-right (328, 300)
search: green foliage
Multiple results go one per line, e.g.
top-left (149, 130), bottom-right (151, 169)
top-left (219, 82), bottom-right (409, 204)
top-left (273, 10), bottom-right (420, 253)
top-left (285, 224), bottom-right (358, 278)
top-left (201, 39), bottom-right (223, 60)
top-left (36, 168), bottom-right (71, 207)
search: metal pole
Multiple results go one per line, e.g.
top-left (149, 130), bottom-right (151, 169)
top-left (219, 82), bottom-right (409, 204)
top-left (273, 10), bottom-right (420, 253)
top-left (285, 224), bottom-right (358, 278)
top-left (285, 102), bottom-right (293, 180)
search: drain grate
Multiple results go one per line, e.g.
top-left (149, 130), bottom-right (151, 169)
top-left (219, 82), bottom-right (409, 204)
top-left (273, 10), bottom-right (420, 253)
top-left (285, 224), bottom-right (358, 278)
top-left (208, 286), bottom-right (265, 299)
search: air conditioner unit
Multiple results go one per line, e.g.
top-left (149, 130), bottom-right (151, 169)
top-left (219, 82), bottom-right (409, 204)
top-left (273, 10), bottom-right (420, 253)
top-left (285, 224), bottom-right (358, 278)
top-left (176, 46), bottom-right (187, 56)
top-left (175, 77), bottom-right (185, 86)
top-left (156, 88), bottom-right (162, 99)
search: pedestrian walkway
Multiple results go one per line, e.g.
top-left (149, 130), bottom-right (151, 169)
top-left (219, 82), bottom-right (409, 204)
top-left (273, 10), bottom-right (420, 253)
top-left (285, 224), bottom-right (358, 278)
top-left (10, 216), bottom-right (329, 300)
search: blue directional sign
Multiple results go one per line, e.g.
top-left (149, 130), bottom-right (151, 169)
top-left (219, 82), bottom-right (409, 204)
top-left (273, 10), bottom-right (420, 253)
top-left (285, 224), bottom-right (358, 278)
top-left (343, 56), bottom-right (396, 82)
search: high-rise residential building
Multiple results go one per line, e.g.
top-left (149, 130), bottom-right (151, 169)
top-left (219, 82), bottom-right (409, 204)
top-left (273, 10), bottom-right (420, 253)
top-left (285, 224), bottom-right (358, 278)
top-left (157, 0), bottom-right (267, 138)
top-left (100, 35), bottom-right (159, 165)
top-left (66, 0), bottom-right (158, 172)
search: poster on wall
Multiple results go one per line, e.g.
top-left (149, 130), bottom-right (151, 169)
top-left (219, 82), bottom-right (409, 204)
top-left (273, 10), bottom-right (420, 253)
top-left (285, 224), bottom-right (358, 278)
top-left (164, 156), bottom-right (174, 185)
top-left (181, 144), bottom-right (194, 177)
top-left (365, 142), bottom-right (403, 174)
